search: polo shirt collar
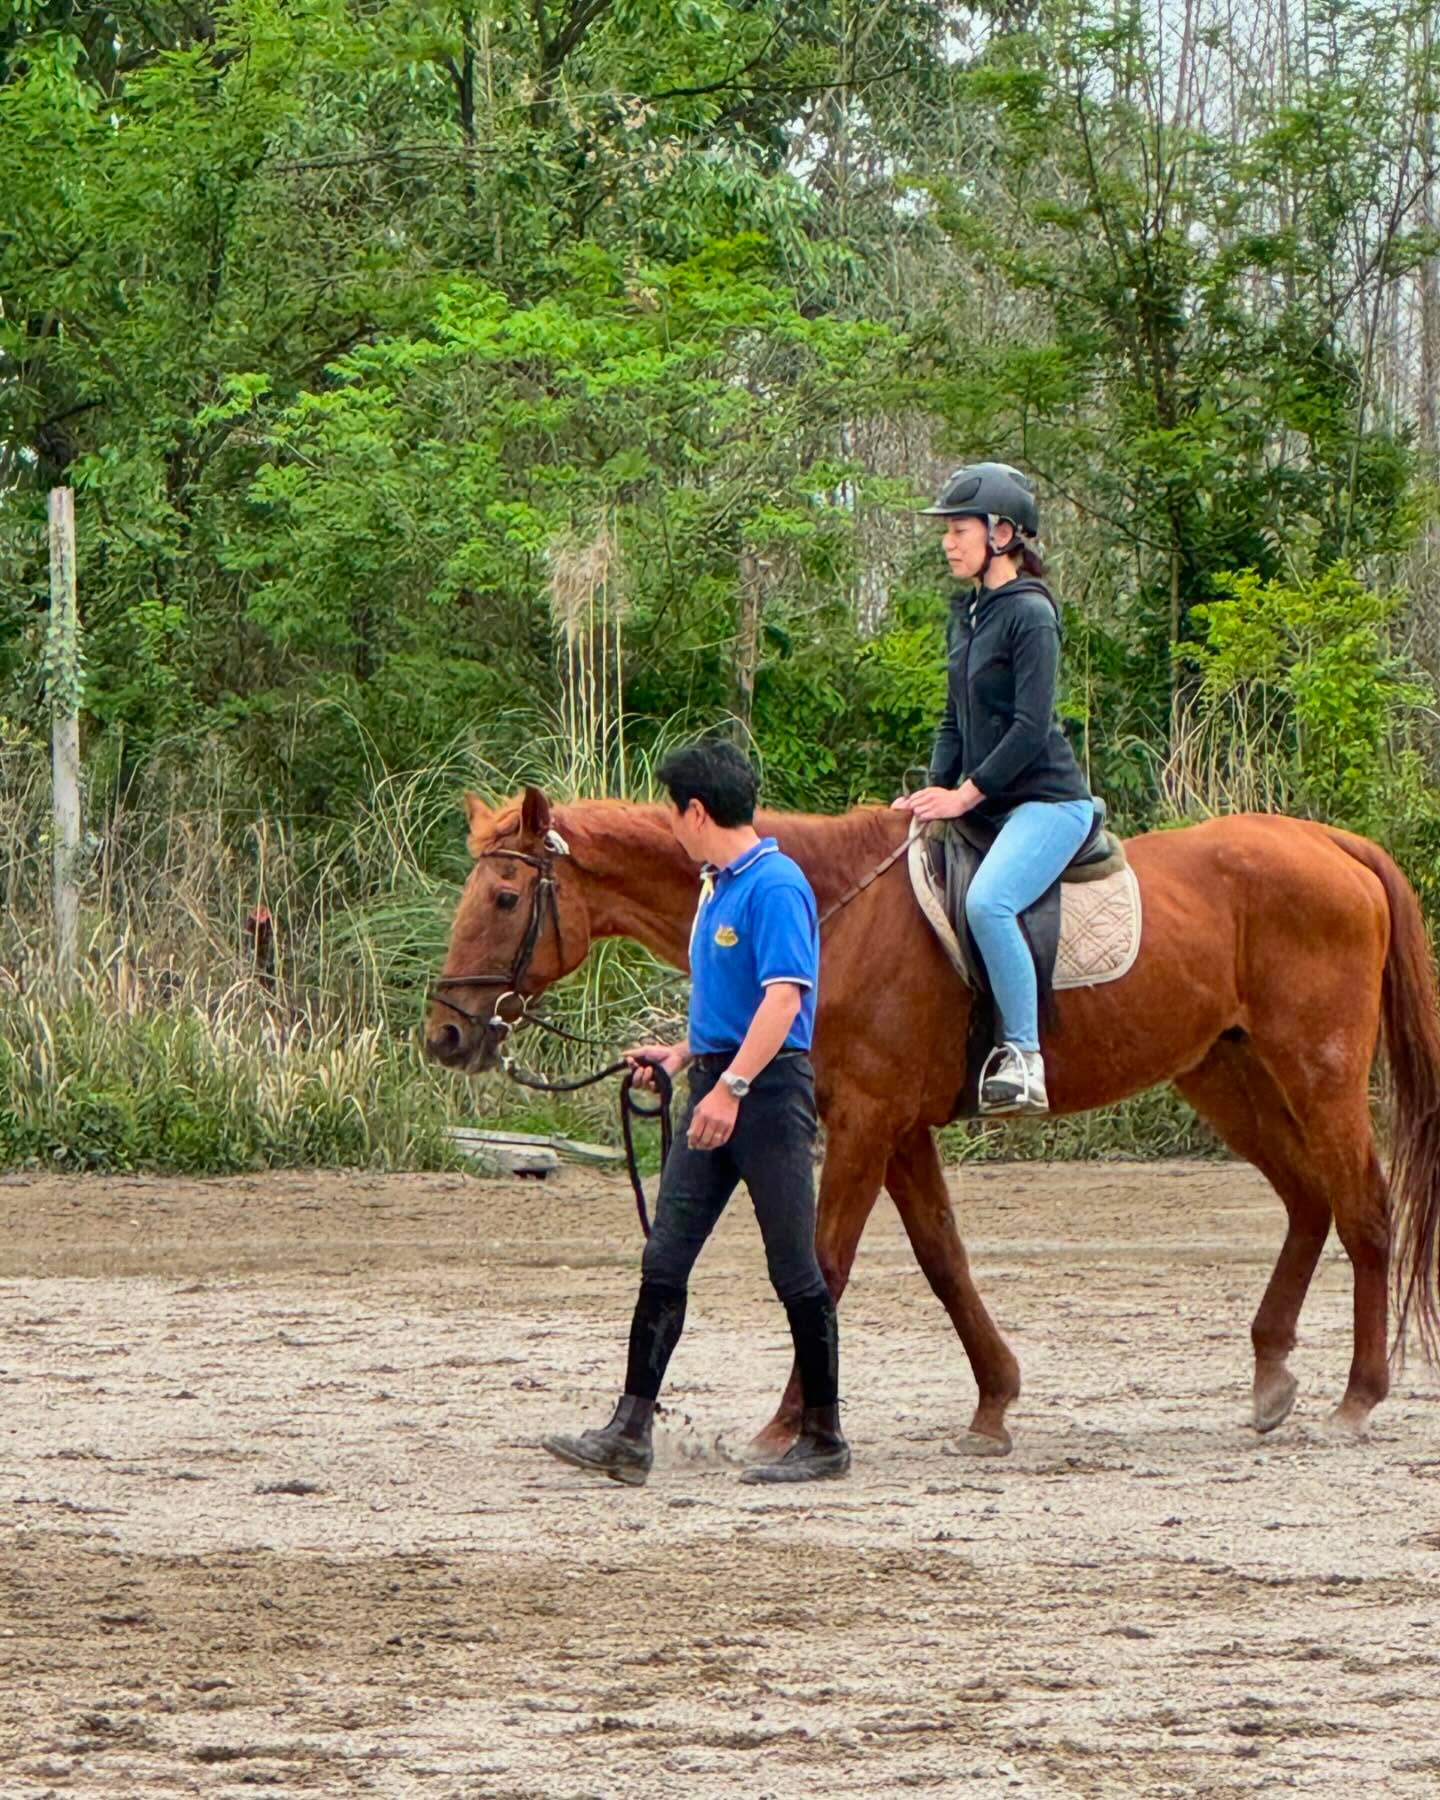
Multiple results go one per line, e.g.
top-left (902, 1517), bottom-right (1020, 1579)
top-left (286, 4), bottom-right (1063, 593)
top-left (703, 837), bottom-right (778, 887)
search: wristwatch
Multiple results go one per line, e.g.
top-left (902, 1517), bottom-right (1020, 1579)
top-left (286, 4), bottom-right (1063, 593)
top-left (720, 1071), bottom-right (751, 1100)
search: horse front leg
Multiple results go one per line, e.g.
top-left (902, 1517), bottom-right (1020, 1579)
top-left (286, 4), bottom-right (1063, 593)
top-left (748, 1111), bottom-right (890, 1458)
top-left (886, 1124), bottom-right (1020, 1453)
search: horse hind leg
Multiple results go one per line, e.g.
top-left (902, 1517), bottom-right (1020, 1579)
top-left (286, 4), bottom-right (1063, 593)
top-left (1327, 1144), bottom-right (1391, 1434)
top-left (748, 1116), bottom-right (888, 1459)
top-left (1176, 1042), bottom-right (1333, 1433)
top-left (1245, 1039), bottom-right (1391, 1435)
top-left (1178, 1036), bottom-right (1391, 1436)
top-left (885, 1124), bottom-right (1021, 1455)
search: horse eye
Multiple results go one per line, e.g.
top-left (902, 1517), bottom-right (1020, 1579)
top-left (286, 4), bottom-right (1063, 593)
top-left (496, 890), bottom-right (520, 912)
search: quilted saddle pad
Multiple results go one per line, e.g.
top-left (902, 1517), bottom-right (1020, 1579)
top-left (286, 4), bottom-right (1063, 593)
top-left (907, 821), bottom-right (1142, 990)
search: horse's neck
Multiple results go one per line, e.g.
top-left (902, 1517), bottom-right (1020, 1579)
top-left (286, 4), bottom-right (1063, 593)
top-left (559, 802), bottom-right (698, 967)
top-left (558, 800), bottom-right (906, 967)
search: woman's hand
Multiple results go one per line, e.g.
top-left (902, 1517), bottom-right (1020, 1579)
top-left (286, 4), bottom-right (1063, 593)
top-left (892, 781), bottom-right (984, 822)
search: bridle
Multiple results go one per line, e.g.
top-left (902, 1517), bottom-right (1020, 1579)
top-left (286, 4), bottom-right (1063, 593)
top-left (427, 823), bottom-right (671, 1237)
top-left (428, 828), bottom-right (571, 1043)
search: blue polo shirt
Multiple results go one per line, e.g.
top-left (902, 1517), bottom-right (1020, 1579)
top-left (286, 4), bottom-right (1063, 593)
top-left (687, 838), bottom-right (819, 1053)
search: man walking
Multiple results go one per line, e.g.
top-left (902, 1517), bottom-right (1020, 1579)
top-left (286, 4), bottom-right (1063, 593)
top-left (542, 740), bottom-right (849, 1487)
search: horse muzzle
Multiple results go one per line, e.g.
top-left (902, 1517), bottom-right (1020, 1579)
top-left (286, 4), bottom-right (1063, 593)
top-left (425, 984), bottom-right (529, 1073)
top-left (423, 1012), bottom-right (508, 1073)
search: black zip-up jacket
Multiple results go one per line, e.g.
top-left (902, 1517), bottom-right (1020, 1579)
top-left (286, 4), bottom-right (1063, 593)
top-left (928, 577), bottom-right (1092, 821)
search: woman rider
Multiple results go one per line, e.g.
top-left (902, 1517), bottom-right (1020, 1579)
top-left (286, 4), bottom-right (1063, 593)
top-left (893, 462), bottom-right (1097, 1116)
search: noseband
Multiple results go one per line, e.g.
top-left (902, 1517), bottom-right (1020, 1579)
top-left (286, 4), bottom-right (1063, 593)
top-left (429, 829), bottom-right (571, 1039)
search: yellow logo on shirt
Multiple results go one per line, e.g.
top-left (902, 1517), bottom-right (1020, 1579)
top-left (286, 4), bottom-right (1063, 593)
top-left (713, 924), bottom-right (739, 947)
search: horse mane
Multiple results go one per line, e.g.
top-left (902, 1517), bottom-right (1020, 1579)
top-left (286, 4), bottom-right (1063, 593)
top-left (546, 799), bottom-right (689, 874)
top-left (477, 797), bottom-right (682, 864)
top-left (528, 795), bottom-right (905, 909)
top-left (758, 805), bottom-right (907, 905)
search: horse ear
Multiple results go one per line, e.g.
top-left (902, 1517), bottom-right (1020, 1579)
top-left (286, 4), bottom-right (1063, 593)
top-left (520, 785), bottom-right (552, 841)
top-left (464, 791), bottom-right (492, 855)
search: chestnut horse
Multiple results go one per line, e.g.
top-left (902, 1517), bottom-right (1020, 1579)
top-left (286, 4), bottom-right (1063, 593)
top-left (425, 786), bottom-right (1440, 1454)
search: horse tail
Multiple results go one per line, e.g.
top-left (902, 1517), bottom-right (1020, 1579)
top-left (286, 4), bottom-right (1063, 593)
top-left (1327, 828), bottom-right (1440, 1361)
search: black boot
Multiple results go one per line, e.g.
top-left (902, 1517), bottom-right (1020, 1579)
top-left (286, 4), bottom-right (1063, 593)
top-left (739, 1404), bottom-right (850, 1485)
top-left (542, 1395), bottom-right (655, 1486)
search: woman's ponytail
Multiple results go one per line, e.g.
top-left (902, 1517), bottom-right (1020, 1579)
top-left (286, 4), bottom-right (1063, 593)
top-left (1014, 541), bottom-right (1059, 619)
top-left (1018, 543), bottom-right (1048, 581)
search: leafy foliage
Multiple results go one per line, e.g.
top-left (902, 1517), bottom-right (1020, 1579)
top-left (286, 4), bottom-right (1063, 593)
top-left (1178, 564), bottom-right (1440, 873)
top-left (3, 0), bottom-right (1440, 1167)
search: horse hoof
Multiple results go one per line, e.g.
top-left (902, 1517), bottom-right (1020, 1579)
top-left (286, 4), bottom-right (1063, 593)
top-left (747, 1426), bottom-right (798, 1463)
top-left (1322, 1404), bottom-right (1371, 1441)
top-left (1253, 1369), bottom-right (1299, 1434)
top-left (942, 1429), bottom-right (1012, 1459)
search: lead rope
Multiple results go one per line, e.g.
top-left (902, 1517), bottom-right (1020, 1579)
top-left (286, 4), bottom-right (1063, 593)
top-left (619, 1066), bottom-right (672, 1239)
top-left (502, 1053), bottom-right (672, 1239)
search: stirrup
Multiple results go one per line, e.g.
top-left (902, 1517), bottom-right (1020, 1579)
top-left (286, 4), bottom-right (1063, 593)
top-left (978, 1042), bottom-right (1049, 1116)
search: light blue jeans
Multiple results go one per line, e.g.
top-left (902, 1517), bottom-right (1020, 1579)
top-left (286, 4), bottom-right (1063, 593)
top-left (964, 798), bottom-right (1096, 1052)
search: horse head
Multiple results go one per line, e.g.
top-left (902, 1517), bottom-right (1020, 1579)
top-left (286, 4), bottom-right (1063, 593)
top-left (424, 784), bottom-right (593, 1073)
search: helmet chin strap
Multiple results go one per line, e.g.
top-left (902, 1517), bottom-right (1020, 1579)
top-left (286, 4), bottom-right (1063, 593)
top-left (977, 514), bottom-right (1016, 585)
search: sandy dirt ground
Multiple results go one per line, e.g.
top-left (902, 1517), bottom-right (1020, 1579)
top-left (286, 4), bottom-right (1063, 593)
top-left (0, 1157), bottom-right (1438, 1799)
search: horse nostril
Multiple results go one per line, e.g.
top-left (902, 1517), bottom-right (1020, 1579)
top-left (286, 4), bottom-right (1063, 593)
top-left (427, 1022), bottom-right (463, 1062)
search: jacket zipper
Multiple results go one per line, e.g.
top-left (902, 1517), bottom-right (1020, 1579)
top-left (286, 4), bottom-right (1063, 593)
top-left (955, 594), bottom-right (978, 780)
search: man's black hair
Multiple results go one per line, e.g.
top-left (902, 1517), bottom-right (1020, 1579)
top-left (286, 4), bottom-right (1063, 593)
top-left (657, 740), bottom-right (759, 828)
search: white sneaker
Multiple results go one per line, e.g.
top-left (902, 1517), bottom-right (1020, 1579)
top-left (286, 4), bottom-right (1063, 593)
top-left (979, 1043), bottom-right (1049, 1115)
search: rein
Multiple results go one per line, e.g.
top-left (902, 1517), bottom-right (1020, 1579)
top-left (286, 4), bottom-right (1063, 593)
top-left (431, 819), bottom-right (910, 1237)
top-left (818, 832), bottom-right (912, 928)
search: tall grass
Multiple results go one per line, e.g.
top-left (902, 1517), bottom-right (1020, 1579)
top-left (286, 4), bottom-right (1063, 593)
top-left (0, 585), bottom-right (1252, 1176)
top-left (0, 975), bottom-right (476, 1172)
top-left (941, 1086), bottom-right (1221, 1164)
top-left (0, 718), bottom-right (482, 1170)
top-left (1159, 689), bottom-right (1297, 821)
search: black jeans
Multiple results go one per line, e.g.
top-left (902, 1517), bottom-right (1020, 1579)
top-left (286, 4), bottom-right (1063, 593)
top-left (623, 1054), bottom-right (839, 1408)
top-left (642, 1055), bottom-right (826, 1301)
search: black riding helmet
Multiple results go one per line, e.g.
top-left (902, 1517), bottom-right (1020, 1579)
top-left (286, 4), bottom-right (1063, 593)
top-left (919, 462), bottom-right (1040, 542)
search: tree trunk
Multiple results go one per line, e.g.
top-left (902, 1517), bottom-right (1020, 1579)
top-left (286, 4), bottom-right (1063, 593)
top-left (1414, 6), bottom-right (1440, 680)
top-left (735, 549), bottom-right (766, 735)
top-left (458, 8), bottom-right (477, 223)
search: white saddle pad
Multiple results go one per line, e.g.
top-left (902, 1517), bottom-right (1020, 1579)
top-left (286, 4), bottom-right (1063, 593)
top-left (907, 820), bottom-right (1143, 990)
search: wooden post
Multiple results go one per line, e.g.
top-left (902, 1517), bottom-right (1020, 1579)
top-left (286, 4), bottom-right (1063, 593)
top-left (47, 487), bottom-right (81, 1001)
